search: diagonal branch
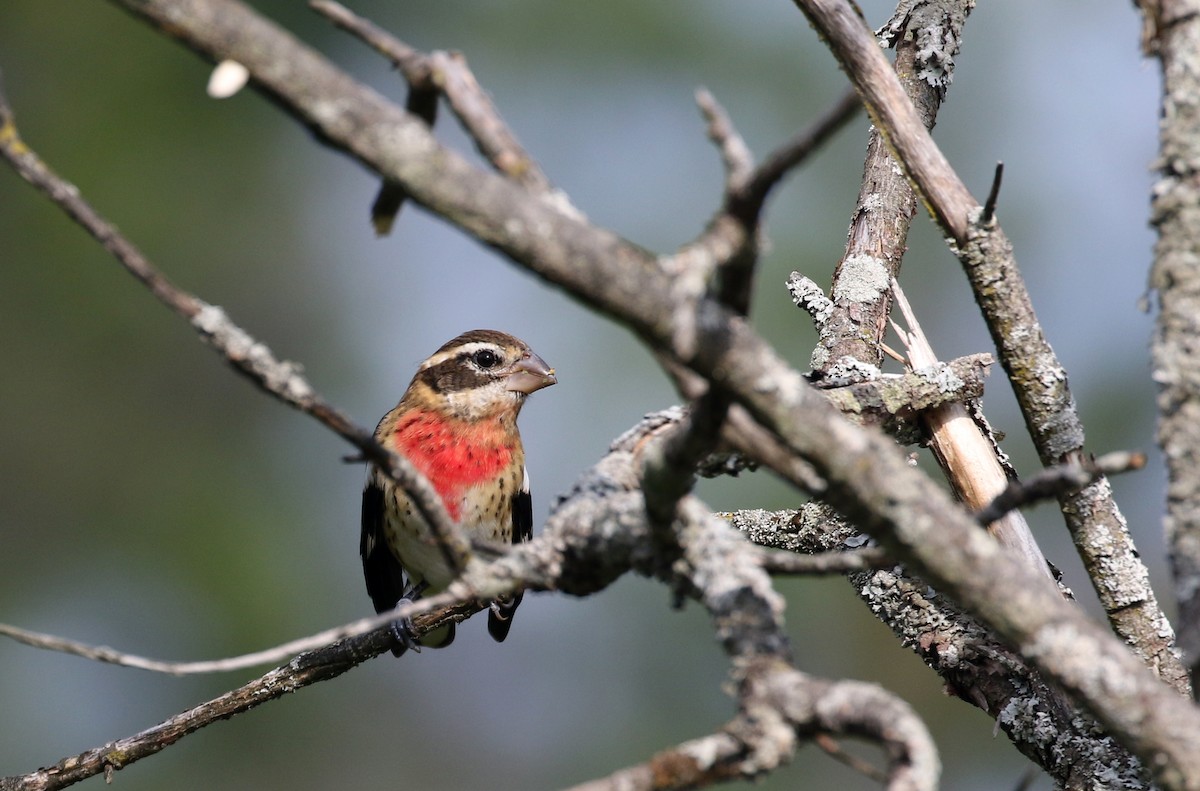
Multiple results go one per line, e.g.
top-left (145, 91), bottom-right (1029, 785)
top-left (733, 87), bottom-right (861, 226)
top-left (0, 595), bottom-right (471, 676)
top-left (312, 0), bottom-right (559, 200)
top-left (890, 279), bottom-right (1055, 583)
top-left (676, 86), bottom-right (861, 317)
top-left (810, 2), bottom-right (960, 378)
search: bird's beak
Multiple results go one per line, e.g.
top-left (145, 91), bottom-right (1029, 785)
top-left (506, 351), bottom-right (557, 395)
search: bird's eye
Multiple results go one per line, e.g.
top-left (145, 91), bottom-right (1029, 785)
top-left (472, 349), bottom-right (500, 369)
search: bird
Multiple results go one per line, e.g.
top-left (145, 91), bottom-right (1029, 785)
top-left (360, 329), bottom-right (557, 656)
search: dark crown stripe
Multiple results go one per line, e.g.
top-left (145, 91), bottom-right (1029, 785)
top-left (434, 329), bottom-right (521, 356)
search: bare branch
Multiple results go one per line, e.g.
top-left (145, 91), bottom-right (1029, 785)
top-left (814, 734), bottom-right (889, 785)
top-left (0, 600), bottom-right (478, 791)
top-left (733, 88), bottom-right (862, 226)
top-left (758, 545), bottom-right (891, 575)
top-left (695, 88), bottom-right (754, 194)
top-left (817, 351), bottom-right (995, 442)
top-left (976, 451), bottom-right (1148, 527)
top-left (567, 665), bottom-right (938, 791)
top-left (312, 0), bottom-right (551, 191)
top-left (678, 86), bottom-right (861, 318)
top-left (730, 502), bottom-right (1151, 788)
top-left (890, 279), bottom-right (1055, 584)
top-left (811, 4), bottom-right (958, 377)
top-left (0, 594), bottom-right (468, 676)
top-left (1135, 0), bottom-right (1200, 687)
top-left (790, 0), bottom-right (1188, 693)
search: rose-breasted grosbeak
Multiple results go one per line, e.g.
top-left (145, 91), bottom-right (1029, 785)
top-left (360, 330), bottom-right (556, 655)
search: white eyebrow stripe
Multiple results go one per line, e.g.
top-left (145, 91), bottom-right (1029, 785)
top-left (418, 342), bottom-right (505, 370)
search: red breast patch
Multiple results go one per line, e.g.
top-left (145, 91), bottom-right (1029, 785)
top-left (391, 411), bottom-right (513, 521)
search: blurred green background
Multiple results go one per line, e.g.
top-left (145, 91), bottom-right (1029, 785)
top-left (0, 1), bottom-right (1164, 789)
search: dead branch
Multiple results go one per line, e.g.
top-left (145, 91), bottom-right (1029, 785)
top-left (1135, 0), bottom-right (1200, 686)
top-left (889, 279), bottom-right (1055, 584)
top-left (310, 0), bottom-right (557, 234)
top-left (975, 451), bottom-right (1148, 527)
top-left (733, 502), bottom-right (1151, 789)
top-left (790, 0), bottom-right (1187, 692)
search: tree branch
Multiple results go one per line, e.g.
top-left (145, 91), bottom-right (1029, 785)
top-left (1135, 0), bottom-right (1200, 690)
top-left (733, 502), bottom-right (1151, 789)
top-left (0, 595), bottom-right (470, 676)
top-left (790, 0), bottom-right (1188, 695)
top-left (975, 451), bottom-right (1148, 527)
top-left (310, 0), bottom-right (559, 234)
top-left (810, 0), bottom-right (961, 378)
top-left (0, 601), bottom-right (477, 791)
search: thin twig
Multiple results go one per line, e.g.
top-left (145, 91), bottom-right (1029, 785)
top-left (0, 592), bottom-right (468, 675)
top-left (734, 88), bottom-right (861, 224)
top-left (1, 620), bottom-right (400, 791)
top-left (677, 88), bottom-right (860, 322)
top-left (758, 546), bottom-right (891, 575)
top-left (695, 87), bottom-right (754, 194)
top-left (981, 161), bottom-right (1004, 225)
top-left (975, 451), bottom-right (1147, 526)
top-left (312, 0), bottom-right (550, 191)
top-left (814, 734), bottom-right (889, 784)
top-left (310, 0), bottom-right (427, 74)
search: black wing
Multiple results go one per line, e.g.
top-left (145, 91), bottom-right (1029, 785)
top-left (360, 477), bottom-right (406, 615)
top-left (487, 467), bottom-right (533, 642)
top-left (512, 469), bottom-right (534, 544)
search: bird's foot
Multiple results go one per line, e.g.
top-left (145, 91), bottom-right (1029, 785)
top-left (388, 613), bottom-right (421, 657)
top-left (387, 584), bottom-right (428, 657)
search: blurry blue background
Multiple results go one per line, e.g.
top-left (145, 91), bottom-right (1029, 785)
top-left (0, 1), bottom-right (1163, 789)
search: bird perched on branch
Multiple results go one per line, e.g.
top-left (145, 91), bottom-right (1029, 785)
top-left (360, 330), bottom-right (557, 656)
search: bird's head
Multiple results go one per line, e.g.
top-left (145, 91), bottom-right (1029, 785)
top-left (409, 329), bottom-right (556, 421)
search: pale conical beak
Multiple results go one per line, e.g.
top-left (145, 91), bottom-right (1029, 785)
top-left (506, 351), bottom-right (557, 395)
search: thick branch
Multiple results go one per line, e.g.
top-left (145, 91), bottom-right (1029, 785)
top-left (1136, 0), bottom-right (1200, 689)
top-left (811, 0), bottom-right (962, 376)
top-left (734, 503), bottom-right (1151, 789)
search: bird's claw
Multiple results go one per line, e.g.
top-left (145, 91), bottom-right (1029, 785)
top-left (387, 589), bottom-right (426, 657)
top-left (388, 616), bottom-right (421, 657)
